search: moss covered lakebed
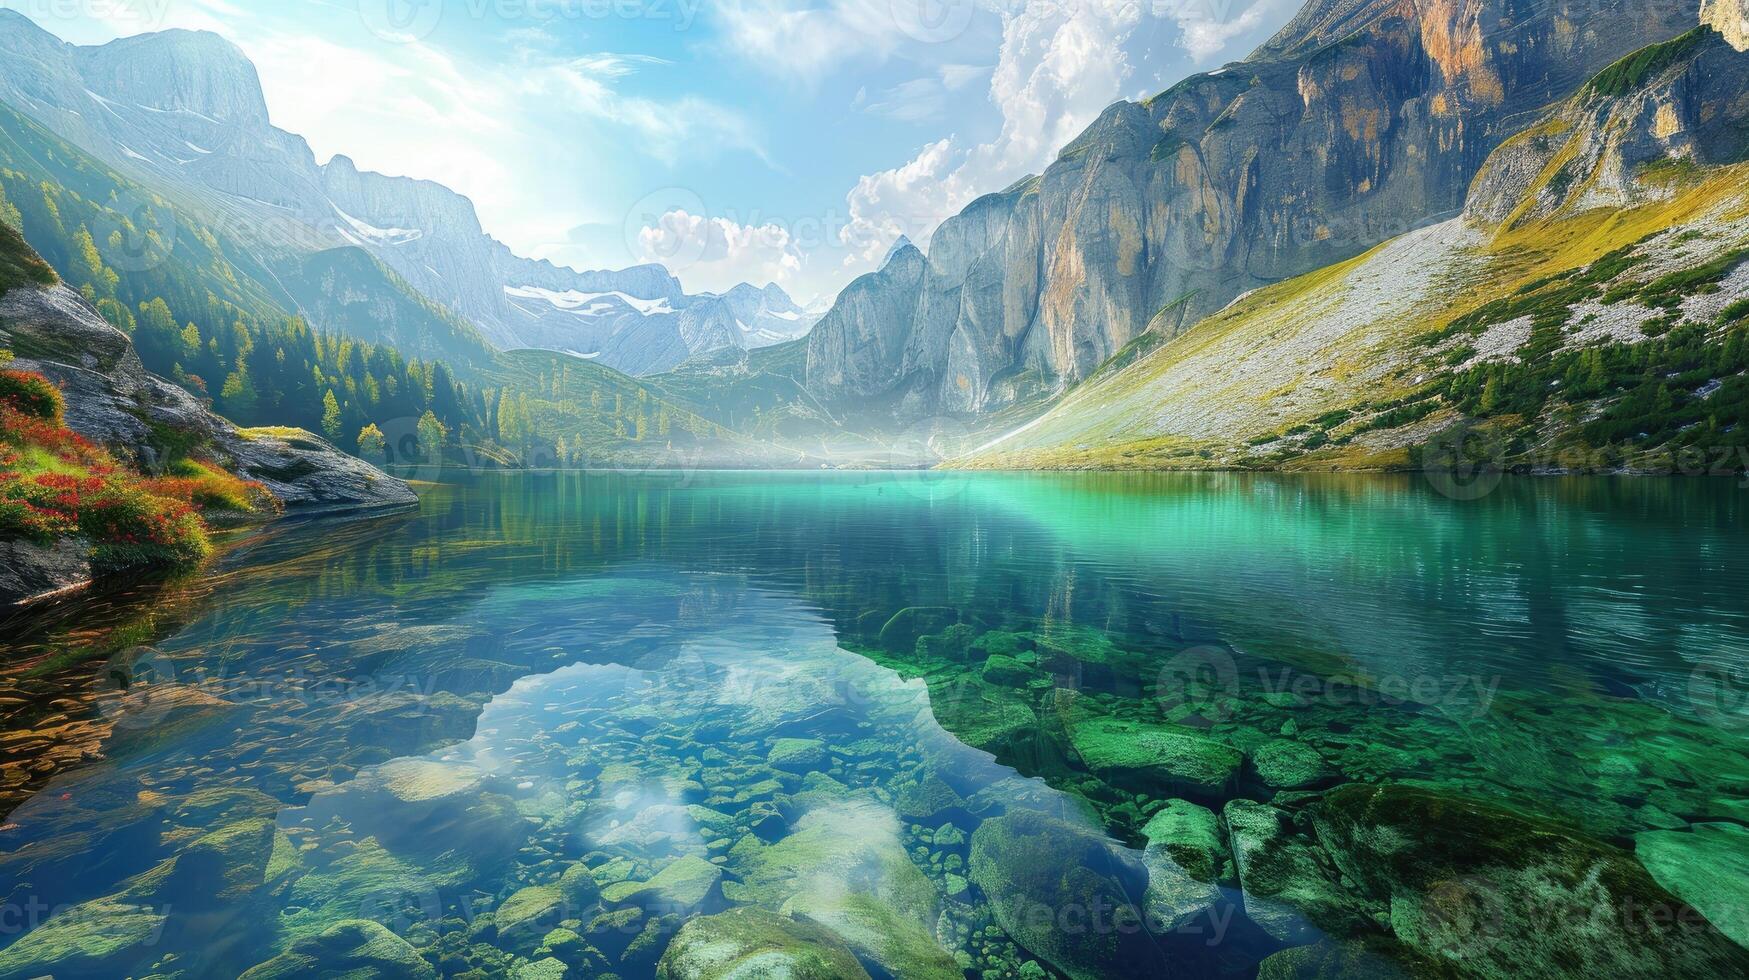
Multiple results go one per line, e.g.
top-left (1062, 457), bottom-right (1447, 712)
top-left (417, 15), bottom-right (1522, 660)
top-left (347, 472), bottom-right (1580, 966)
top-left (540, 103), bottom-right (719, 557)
top-left (0, 470), bottom-right (1744, 979)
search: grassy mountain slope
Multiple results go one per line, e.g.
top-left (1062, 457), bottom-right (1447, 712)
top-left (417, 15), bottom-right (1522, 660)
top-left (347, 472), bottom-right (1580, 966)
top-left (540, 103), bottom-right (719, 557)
top-left (958, 29), bottom-right (1749, 477)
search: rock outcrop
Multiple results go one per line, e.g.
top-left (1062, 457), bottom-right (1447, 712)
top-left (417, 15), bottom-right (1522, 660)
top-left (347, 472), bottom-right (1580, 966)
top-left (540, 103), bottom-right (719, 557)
top-left (1, 278), bottom-right (414, 603)
top-left (805, 0), bottom-right (1703, 422)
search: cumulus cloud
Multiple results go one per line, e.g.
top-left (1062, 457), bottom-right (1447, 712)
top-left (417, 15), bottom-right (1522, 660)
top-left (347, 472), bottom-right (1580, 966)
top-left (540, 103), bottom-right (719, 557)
top-left (635, 209), bottom-right (805, 293)
top-left (838, 0), bottom-right (1146, 269)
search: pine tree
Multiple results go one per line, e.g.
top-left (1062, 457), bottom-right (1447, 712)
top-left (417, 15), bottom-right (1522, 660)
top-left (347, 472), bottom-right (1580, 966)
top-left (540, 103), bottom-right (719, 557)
top-left (321, 389), bottom-right (343, 441)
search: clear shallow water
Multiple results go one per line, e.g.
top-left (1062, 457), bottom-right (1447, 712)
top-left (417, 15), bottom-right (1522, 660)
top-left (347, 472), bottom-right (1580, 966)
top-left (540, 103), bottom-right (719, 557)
top-left (0, 471), bottom-right (1745, 979)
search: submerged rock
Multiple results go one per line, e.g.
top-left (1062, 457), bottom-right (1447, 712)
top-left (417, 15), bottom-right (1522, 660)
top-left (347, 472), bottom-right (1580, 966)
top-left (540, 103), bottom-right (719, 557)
top-left (1252, 740), bottom-right (1336, 790)
top-left (238, 919), bottom-right (435, 980)
top-left (968, 809), bottom-right (1167, 980)
top-left (766, 737), bottom-right (828, 772)
top-left (1141, 800), bottom-right (1226, 931)
top-left (779, 891), bottom-right (962, 980)
top-left (600, 855), bottom-right (723, 915)
top-left (1313, 784), bottom-right (1749, 976)
top-left (0, 900), bottom-right (166, 980)
top-left (1067, 717), bottom-right (1243, 797)
top-left (1224, 800), bottom-right (1364, 945)
top-left (655, 907), bottom-right (871, 980)
top-left (1635, 822), bottom-right (1749, 948)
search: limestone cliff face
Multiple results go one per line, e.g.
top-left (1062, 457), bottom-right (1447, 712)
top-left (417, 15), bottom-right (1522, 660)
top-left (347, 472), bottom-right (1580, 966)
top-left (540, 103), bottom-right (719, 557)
top-left (806, 0), bottom-right (1702, 421)
top-left (1466, 27), bottom-right (1749, 226)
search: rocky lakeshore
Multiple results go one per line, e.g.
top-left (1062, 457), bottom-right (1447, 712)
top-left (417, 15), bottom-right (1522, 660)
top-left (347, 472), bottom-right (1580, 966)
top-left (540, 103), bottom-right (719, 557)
top-left (0, 275), bottom-right (415, 607)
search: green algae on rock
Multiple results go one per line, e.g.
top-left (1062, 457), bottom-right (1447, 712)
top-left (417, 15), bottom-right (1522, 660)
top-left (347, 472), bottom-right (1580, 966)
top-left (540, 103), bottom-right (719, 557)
top-left (1313, 784), bottom-right (1749, 976)
top-left (1634, 822), bottom-right (1749, 949)
top-left (238, 919), bottom-right (436, 980)
top-left (654, 907), bottom-right (871, 980)
top-left (1067, 717), bottom-right (1244, 798)
top-left (0, 900), bottom-right (166, 980)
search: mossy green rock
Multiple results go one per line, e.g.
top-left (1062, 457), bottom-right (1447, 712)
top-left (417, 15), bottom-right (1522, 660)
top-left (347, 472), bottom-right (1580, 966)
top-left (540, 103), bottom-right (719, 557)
top-left (238, 919), bottom-right (436, 980)
top-left (972, 630), bottom-right (1034, 657)
top-left (730, 803), bottom-right (940, 929)
top-left (895, 774), bottom-right (966, 821)
top-left (1635, 822), bottom-right (1749, 948)
top-left (766, 738), bottom-right (828, 772)
top-left (496, 884), bottom-right (569, 955)
top-left (1224, 800), bottom-right (1366, 945)
top-left (654, 907), bottom-right (871, 980)
top-left (558, 862), bottom-right (603, 912)
top-left (1068, 718), bottom-right (1242, 797)
top-left (515, 957), bottom-right (570, 980)
top-left (1313, 784), bottom-right (1749, 977)
top-left (968, 810), bottom-right (1167, 980)
top-left (0, 900), bottom-right (166, 980)
top-left (779, 891), bottom-right (962, 980)
top-left (123, 816), bottom-right (278, 909)
top-left (600, 855), bottom-right (722, 913)
top-left (916, 623), bottom-right (978, 660)
top-left (981, 654), bottom-right (1035, 687)
top-left (1252, 740), bottom-right (1335, 789)
top-left (1141, 800), bottom-right (1226, 882)
top-left (1140, 800), bottom-right (1226, 931)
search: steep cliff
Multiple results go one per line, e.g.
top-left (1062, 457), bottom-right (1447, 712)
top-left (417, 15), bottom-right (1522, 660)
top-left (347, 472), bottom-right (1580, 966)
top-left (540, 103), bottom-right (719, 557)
top-left (958, 26), bottom-right (1749, 474)
top-left (808, 0), bottom-right (1703, 422)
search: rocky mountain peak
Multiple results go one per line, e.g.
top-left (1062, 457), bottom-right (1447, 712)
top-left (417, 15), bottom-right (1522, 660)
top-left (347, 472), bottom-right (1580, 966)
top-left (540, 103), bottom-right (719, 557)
top-left (1703, 0), bottom-right (1749, 49)
top-left (77, 28), bottom-right (269, 126)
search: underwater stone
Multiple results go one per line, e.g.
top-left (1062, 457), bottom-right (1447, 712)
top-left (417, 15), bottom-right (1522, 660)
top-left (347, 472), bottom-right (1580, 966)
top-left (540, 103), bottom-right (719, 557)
top-left (767, 738), bottom-right (828, 772)
top-left (1635, 822), bottom-right (1749, 948)
top-left (495, 885), bottom-right (570, 956)
top-left (237, 919), bottom-right (436, 980)
top-left (968, 810), bottom-right (1167, 980)
top-left (896, 774), bottom-right (967, 821)
top-left (654, 907), bottom-right (871, 980)
top-left (879, 607), bottom-right (959, 653)
top-left (780, 890), bottom-right (963, 980)
top-left (1068, 717), bottom-right (1243, 798)
top-left (1224, 800), bottom-right (1365, 946)
top-left (1313, 784), bottom-right (1749, 977)
top-left (599, 856), bottom-right (723, 914)
top-left (1143, 800), bottom-right (1226, 882)
top-left (0, 900), bottom-right (167, 980)
top-left (981, 654), bottom-right (1036, 687)
top-left (514, 957), bottom-right (569, 980)
top-left (1252, 740), bottom-right (1336, 789)
top-left (917, 624), bottom-right (979, 660)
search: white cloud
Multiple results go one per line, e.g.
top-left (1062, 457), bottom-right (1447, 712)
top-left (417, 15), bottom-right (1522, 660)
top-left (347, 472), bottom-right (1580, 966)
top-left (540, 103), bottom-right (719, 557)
top-left (635, 209), bottom-right (804, 293)
top-left (1165, 0), bottom-right (1293, 61)
top-left (713, 0), bottom-right (913, 84)
top-left (836, 0), bottom-right (1145, 269)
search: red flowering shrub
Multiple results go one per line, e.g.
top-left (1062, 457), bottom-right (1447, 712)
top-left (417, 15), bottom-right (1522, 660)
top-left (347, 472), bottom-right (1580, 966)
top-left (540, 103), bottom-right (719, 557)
top-left (0, 369), bottom-right (64, 423)
top-left (0, 380), bottom-right (274, 574)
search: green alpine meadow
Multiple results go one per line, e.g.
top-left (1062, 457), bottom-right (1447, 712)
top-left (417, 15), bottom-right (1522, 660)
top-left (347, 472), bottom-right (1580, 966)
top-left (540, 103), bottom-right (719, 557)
top-left (1, 1), bottom-right (1747, 978)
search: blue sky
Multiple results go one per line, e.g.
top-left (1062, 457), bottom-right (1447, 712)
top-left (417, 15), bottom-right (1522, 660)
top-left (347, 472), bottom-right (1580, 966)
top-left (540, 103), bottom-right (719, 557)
top-left (22, 0), bottom-right (1300, 302)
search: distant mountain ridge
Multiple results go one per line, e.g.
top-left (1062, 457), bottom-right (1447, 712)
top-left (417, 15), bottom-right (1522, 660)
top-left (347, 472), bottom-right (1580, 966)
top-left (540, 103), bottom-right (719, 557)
top-left (0, 11), bottom-right (818, 375)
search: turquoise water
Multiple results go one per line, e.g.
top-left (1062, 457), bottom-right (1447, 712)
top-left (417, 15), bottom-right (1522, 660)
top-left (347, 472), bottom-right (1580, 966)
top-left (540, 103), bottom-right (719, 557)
top-left (0, 471), bottom-right (1745, 978)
